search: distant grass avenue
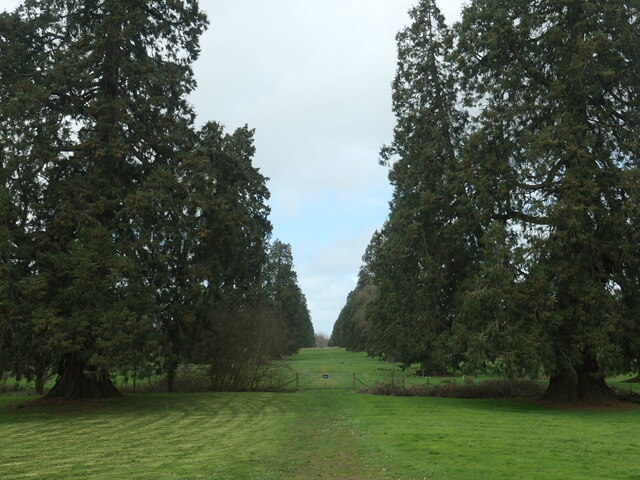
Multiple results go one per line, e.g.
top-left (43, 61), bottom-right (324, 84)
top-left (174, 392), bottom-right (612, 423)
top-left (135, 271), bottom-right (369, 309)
top-left (1, 348), bottom-right (639, 479)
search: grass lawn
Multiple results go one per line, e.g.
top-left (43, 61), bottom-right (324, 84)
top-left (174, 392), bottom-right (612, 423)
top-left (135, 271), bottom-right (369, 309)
top-left (280, 347), bottom-right (486, 388)
top-left (1, 348), bottom-right (639, 479)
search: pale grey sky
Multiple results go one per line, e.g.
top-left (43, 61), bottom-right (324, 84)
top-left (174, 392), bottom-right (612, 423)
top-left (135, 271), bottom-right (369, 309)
top-left (191, 0), bottom-right (466, 335)
top-left (1, 0), bottom-right (466, 335)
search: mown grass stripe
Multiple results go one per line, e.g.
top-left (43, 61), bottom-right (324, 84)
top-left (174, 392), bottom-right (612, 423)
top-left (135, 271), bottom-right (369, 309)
top-left (2, 349), bottom-right (640, 479)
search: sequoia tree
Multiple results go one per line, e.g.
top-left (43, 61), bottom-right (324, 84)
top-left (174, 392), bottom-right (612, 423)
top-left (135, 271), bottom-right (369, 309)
top-left (0, 9), bottom-right (57, 393)
top-left (349, 0), bottom-right (638, 402)
top-left (454, 0), bottom-right (640, 402)
top-left (0, 1), bottom-right (208, 399)
top-left (365, 0), bottom-right (474, 369)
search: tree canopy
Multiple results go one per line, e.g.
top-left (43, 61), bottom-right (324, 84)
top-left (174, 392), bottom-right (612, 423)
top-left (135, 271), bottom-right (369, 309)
top-left (335, 0), bottom-right (639, 402)
top-left (0, 0), bottom-right (312, 399)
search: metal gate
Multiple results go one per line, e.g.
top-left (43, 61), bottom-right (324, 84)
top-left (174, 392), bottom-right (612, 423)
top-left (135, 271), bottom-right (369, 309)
top-left (283, 372), bottom-right (368, 389)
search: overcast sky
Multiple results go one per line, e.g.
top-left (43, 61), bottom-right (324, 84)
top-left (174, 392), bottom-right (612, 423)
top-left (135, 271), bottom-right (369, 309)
top-left (2, 0), bottom-right (466, 336)
top-left (192, 0), bottom-right (466, 335)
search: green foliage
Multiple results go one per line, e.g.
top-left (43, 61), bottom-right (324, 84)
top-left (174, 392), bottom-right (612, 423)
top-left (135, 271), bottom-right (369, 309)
top-left (364, 0), bottom-right (476, 370)
top-left (329, 239), bottom-right (379, 351)
top-left (263, 241), bottom-right (315, 352)
top-left (329, 231), bottom-right (381, 352)
top-left (454, 0), bottom-right (639, 401)
top-left (186, 235), bottom-right (314, 390)
top-left (329, 283), bottom-right (377, 351)
top-left (130, 121), bottom-right (275, 391)
top-left (0, 1), bottom-right (310, 398)
top-left (364, 378), bottom-right (546, 399)
top-left (349, 0), bottom-right (639, 402)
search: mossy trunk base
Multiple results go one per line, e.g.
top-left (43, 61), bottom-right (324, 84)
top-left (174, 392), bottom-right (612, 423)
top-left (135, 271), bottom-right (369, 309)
top-left (543, 353), bottom-right (613, 404)
top-left (43, 354), bottom-right (121, 400)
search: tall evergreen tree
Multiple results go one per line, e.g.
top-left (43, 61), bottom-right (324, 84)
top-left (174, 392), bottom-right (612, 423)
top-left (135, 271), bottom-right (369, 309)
top-left (0, 0), bottom-right (208, 399)
top-left (330, 232), bottom-right (380, 351)
top-left (264, 240), bottom-right (315, 352)
top-left (185, 123), bottom-right (275, 391)
top-left (126, 121), bottom-right (273, 392)
top-left (366, 0), bottom-right (473, 368)
top-left (454, 0), bottom-right (639, 401)
top-left (0, 8), bottom-right (61, 394)
top-left (329, 274), bottom-right (377, 352)
top-left (342, 0), bottom-right (638, 402)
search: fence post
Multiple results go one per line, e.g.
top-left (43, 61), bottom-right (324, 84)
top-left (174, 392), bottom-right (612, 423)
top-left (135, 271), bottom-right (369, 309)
top-left (295, 373), bottom-right (299, 388)
top-left (352, 373), bottom-right (356, 389)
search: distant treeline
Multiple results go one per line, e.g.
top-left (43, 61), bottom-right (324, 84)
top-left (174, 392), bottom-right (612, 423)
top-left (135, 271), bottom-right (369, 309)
top-left (0, 1), bottom-right (314, 399)
top-left (331, 0), bottom-right (639, 403)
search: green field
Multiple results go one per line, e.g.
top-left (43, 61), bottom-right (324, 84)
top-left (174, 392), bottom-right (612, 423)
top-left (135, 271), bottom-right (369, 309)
top-left (1, 348), bottom-right (639, 479)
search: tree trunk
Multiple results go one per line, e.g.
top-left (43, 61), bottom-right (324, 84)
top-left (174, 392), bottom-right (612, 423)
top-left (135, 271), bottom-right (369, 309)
top-left (166, 361), bottom-right (178, 393)
top-left (543, 351), bottom-right (613, 403)
top-left (35, 369), bottom-right (45, 396)
top-left (43, 354), bottom-right (121, 400)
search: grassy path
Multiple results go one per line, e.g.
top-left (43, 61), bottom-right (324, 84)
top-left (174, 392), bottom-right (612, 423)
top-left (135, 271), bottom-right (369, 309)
top-left (1, 348), bottom-right (639, 479)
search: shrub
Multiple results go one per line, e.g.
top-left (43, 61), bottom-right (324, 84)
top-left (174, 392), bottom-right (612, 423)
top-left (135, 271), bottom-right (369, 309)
top-left (361, 379), bottom-right (546, 399)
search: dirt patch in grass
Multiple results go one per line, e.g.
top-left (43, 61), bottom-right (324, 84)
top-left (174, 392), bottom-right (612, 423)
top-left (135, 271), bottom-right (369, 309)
top-left (294, 435), bottom-right (374, 480)
top-left (288, 398), bottom-right (385, 479)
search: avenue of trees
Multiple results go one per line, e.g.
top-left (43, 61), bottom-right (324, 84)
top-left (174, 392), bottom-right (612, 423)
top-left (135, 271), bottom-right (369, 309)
top-left (0, 0), bottom-right (313, 399)
top-left (331, 0), bottom-right (639, 402)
